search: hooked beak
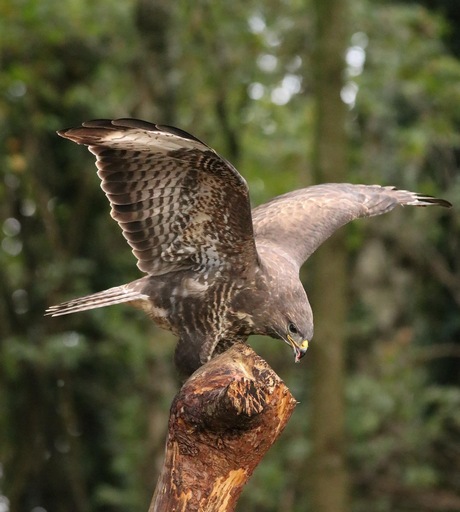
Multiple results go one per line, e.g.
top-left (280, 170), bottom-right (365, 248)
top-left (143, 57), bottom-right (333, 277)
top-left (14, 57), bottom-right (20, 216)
top-left (287, 334), bottom-right (309, 363)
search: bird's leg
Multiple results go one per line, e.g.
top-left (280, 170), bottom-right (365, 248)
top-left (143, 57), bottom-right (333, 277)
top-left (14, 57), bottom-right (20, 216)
top-left (174, 333), bottom-right (220, 379)
top-left (174, 338), bottom-right (202, 379)
top-left (174, 332), bottom-right (236, 379)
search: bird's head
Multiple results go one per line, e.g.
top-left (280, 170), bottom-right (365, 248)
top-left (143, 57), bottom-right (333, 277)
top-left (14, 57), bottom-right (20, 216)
top-left (249, 244), bottom-right (314, 362)
top-left (264, 278), bottom-right (314, 363)
top-left (285, 320), bottom-right (311, 362)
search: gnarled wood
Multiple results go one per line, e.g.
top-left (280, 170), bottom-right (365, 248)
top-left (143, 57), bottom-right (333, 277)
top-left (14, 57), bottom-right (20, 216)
top-left (149, 343), bottom-right (297, 512)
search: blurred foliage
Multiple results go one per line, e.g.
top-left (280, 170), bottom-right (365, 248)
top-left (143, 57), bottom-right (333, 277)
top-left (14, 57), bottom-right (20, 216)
top-left (0, 0), bottom-right (459, 511)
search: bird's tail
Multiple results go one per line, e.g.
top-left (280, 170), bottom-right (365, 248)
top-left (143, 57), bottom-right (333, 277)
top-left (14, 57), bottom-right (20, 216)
top-left (45, 282), bottom-right (149, 317)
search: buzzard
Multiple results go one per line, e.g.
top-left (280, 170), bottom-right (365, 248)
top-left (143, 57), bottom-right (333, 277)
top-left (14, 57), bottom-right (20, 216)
top-left (47, 119), bottom-right (451, 377)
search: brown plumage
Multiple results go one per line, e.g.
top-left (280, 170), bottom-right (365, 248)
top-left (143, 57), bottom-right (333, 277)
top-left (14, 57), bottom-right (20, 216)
top-left (46, 119), bottom-right (452, 377)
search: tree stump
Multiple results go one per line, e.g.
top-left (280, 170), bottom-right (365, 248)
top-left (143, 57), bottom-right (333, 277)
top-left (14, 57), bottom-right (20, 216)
top-left (149, 343), bottom-right (297, 512)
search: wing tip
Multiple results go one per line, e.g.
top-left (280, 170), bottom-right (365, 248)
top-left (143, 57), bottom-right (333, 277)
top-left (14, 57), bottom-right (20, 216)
top-left (412, 194), bottom-right (452, 208)
top-left (57, 118), bottom-right (208, 147)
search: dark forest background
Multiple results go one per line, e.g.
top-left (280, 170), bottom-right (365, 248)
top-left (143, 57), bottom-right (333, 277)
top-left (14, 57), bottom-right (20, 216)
top-left (1, 1), bottom-right (459, 511)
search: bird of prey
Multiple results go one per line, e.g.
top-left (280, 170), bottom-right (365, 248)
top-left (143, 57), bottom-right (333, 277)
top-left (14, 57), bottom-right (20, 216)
top-left (46, 119), bottom-right (451, 377)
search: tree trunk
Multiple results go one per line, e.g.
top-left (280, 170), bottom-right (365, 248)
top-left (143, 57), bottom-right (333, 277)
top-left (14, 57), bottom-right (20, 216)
top-left (310, 0), bottom-right (350, 511)
top-left (149, 343), bottom-right (297, 512)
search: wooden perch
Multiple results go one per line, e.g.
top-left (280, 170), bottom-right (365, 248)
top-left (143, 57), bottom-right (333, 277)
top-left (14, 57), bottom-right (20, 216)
top-left (149, 343), bottom-right (297, 512)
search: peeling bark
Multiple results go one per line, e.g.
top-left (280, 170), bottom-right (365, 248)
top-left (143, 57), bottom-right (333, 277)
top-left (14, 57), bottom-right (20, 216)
top-left (149, 343), bottom-right (297, 512)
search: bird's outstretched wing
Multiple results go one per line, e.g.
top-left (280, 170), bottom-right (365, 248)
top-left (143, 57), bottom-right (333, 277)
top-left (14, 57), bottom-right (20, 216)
top-left (58, 119), bottom-right (258, 276)
top-left (252, 183), bottom-right (451, 269)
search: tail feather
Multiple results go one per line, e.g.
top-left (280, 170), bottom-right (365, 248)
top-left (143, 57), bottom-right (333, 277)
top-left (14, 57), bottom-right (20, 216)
top-left (46, 284), bottom-right (149, 317)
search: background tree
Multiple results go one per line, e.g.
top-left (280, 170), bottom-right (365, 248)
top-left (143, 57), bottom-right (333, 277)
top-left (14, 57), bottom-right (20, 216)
top-left (310, 0), bottom-right (350, 511)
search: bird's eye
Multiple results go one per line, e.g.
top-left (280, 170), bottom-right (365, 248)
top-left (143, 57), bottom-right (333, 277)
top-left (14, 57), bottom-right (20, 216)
top-left (288, 323), bottom-right (298, 334)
